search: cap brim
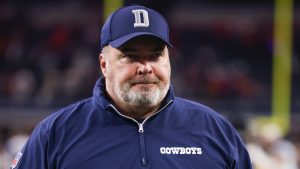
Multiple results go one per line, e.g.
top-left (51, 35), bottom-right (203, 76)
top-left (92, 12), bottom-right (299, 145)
top-left (110, 32), bottom-right (173, 48)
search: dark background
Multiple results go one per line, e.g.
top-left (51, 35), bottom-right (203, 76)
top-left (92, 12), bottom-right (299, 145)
top-left (0, 0), bottom-right (299, 167)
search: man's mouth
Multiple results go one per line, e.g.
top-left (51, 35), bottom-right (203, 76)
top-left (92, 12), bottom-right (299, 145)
top-left (131, 83), bottom-right (156, 87)
top-left (130, 78), bottom-right (159, 86)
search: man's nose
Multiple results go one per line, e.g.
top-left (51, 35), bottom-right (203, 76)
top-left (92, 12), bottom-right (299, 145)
top-left (137, 61), bottom-right (153, 75)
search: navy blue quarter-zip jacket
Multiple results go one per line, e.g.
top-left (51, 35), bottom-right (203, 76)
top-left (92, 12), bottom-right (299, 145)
top-left (12, 77), bottom-right (252, 169)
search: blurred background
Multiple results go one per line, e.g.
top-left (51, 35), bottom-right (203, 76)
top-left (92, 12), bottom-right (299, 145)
top-left (0, 0), bottom-right (299, 168)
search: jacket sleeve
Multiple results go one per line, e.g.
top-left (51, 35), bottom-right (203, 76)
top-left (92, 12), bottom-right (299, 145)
top-left (230, 127), bottom-right (253, 169)
top-left (11, 121), bottom-right (51, 169)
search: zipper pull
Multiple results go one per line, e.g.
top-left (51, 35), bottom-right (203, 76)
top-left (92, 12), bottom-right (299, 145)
top-left (138, 123), bottom-right (144, 133)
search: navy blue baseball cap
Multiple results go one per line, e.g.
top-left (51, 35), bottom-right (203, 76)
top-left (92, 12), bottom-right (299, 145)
top-left (100, 5), bottom-right (173, 49)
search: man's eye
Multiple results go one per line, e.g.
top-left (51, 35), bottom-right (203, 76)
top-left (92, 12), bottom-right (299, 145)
top-left (149, 53), bottom-right (162, 61)
top-left (126, 54), bottom-right (138, 60)
top-left (121, 52), bottom-right (163, 62)
top-left (122, 54), bottom-right (138, 61)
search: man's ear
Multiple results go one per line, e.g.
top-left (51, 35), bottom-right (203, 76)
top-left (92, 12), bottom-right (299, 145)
top-left (99, 53), bottom-right (107, 77)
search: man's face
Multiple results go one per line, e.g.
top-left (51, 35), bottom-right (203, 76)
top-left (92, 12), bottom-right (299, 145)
top-left (100, 36), bottom-right (171, 111)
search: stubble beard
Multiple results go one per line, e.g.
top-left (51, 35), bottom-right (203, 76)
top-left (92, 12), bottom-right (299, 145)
top-left (115, 78), bottom-right (169, 107)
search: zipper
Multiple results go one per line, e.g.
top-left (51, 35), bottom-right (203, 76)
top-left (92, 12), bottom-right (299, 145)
top-left (109, 100), bottom-right (173, 167)
top-left (138, 123), bottom-right (147, 166)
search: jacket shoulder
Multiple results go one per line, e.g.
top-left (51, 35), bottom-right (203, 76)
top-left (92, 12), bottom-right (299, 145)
top-left (173, 97), bottom-right (222, 118)
top-left (36, 98), bottom-right (94, 133)
top-left (171, 97), bottom-right (236, 134)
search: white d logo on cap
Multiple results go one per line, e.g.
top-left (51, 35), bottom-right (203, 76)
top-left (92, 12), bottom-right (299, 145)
top-left (132, 9), bottom-right (150, 28)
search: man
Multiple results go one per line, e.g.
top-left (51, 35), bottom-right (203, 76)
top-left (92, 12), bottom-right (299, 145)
top-left (11, 5), bottom-right (253, 169)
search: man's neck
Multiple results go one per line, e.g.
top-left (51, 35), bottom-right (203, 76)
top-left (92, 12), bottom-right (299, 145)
top-left (117, 103), bottom-right (161, 120)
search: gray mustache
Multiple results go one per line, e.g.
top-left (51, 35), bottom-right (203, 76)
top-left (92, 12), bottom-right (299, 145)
top-left (130, 77), bottom-right (159, 85)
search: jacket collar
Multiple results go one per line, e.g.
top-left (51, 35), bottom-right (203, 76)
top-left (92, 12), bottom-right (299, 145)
top-left (92, 76), bottom-right (174, 110)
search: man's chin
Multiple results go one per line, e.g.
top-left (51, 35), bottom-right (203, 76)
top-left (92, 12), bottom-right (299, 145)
top-left (127, 90), bottom-right (160, 105)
